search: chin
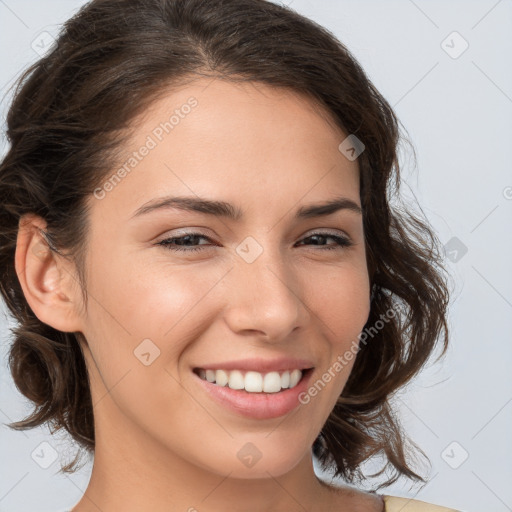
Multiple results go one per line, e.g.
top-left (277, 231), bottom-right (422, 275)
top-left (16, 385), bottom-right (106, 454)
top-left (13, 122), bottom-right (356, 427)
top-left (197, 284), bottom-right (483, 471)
top-left (221, 436), bottom-right (310, 479)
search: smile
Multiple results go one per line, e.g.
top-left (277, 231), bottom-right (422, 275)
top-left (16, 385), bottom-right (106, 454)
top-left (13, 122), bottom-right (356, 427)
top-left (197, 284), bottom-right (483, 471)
top-left (194, 368), bottom-right (305, 393)
top-left (192, 367), bottom-right (314, 419)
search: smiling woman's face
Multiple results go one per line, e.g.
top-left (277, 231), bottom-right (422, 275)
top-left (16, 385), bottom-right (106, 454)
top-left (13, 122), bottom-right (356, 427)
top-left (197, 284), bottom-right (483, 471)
top-left (77, 77), bottom-right (370, 479)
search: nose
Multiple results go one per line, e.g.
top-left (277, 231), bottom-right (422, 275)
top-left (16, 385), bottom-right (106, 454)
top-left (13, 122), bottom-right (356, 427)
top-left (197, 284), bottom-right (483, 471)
top-left (222, 243), bottom-right (309, 343)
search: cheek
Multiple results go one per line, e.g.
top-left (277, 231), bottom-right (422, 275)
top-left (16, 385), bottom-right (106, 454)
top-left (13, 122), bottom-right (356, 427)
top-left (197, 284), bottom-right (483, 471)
top-left (303, 262), bottom-right (370, 344)
top-left (79, 252), bottom-right (220, 432)
top-left (299, 262), bottom-right (370, 407)
top-left (81, 249), bottom-right (228, 378)
top-left (87, 243), bottom-right (204, 332)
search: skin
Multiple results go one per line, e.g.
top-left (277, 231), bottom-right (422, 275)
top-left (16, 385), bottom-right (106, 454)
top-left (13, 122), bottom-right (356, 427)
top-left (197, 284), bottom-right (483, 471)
top-left (15, 78), bottom-right (384, 511)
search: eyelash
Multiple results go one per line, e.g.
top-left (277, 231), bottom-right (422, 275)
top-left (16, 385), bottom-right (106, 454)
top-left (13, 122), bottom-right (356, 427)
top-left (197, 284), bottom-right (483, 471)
top-left (156, 231), bottom-right (353, 253)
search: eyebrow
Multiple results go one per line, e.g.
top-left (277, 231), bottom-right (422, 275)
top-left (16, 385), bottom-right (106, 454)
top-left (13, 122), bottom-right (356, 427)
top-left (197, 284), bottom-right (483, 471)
top-left (131, 195), bottom-right (362, 220)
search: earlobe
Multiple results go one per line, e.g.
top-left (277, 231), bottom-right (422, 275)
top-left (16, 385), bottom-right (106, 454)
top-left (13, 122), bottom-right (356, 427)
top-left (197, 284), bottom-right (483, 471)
top-left (14, 214), bottom-right (84, 333)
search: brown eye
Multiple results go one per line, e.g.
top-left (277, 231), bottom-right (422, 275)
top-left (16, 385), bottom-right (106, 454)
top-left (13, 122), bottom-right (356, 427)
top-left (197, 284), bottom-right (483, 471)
top-left (156, 233), bottom-right (214, 253)
top-left (297, 232), bottom-right (353, 250)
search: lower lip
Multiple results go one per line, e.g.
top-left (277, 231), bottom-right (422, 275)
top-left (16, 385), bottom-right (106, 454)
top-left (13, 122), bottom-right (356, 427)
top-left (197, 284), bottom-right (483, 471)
top-left (193, 369), bottom-right (314, 420)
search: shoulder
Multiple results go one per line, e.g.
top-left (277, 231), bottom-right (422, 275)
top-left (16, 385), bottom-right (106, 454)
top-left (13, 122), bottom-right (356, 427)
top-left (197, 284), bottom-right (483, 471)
top-left (383, 495), bottom-right (463, 512)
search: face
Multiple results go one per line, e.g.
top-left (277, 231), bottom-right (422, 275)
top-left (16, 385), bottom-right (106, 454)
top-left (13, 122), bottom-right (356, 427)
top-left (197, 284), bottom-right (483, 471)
top-left (77, 78), bottom-right (370, 478)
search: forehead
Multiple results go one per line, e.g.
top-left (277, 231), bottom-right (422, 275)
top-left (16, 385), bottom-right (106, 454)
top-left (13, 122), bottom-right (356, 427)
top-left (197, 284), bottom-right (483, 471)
top-left (88, 78), bottom-right (360, 222)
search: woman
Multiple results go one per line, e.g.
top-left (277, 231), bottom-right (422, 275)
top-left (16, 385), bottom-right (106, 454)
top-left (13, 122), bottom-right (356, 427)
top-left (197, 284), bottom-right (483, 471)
top-left (0, 0), bottom-right (459, 510)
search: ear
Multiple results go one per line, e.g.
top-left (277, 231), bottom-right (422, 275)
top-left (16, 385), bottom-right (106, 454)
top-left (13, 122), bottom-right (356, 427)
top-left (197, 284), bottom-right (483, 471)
top-left (14, 214), bottom-right (85, 333)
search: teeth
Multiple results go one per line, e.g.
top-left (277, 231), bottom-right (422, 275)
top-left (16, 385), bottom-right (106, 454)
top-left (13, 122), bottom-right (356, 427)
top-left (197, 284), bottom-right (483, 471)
top-left (281, 370), bottom-right (290, 389)
top-left (262, 372), bottom-right (281, 393)
top-left (289, 369), bottom-right (302, 388)
top-left (197, 368), bottom-right (305, 393)
top-left (216, 369), bottom-right (229, 387)
top-left (245, 371), bottom-right (263, 392)
top-left (228, 370), bottom-right (245, 390)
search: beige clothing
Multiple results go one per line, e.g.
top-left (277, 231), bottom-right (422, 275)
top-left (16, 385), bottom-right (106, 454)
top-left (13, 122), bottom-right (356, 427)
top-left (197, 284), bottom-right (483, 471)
top-left (383, 495), bottom-right (462, 511)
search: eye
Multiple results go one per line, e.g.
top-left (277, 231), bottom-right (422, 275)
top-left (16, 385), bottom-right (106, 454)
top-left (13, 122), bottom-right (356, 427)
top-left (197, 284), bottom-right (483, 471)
top-left (296, 232), bottom-right (353, 251)
top-left (156, 232), bottom-right (214, 253)
top-left (155, 231), bottom-right (353, 253)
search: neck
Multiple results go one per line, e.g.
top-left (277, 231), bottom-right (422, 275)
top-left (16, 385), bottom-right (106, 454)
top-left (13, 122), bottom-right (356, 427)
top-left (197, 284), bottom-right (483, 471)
top-left (72, 403), bottom-right (337, 512)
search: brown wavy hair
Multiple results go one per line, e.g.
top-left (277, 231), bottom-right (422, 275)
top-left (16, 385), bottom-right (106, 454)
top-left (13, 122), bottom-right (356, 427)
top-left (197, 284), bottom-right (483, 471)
top-left (0, 0), bottom-right (449, 486)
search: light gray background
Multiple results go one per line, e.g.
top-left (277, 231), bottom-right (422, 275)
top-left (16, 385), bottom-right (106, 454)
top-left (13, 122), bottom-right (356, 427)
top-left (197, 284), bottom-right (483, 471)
top-left (1, 1), bottom-right (511, 511)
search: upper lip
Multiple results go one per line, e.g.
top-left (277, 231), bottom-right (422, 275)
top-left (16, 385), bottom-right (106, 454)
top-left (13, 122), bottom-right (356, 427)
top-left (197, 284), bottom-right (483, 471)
top-left (193, 357), bottom-right (315, 373)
